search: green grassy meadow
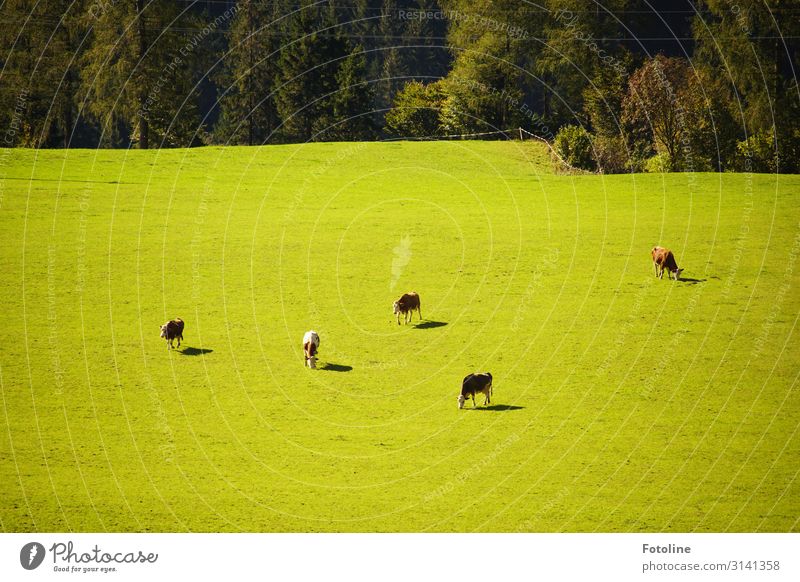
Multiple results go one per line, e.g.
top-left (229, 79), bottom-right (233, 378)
top-left (1, 141), bottom-right (798, 532)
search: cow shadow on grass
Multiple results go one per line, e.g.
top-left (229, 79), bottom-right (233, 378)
top-left (319, 363), bottom-right (353, 372)
top-left (471, 404), bottom-right (525, 412)
top-left (678, 277), bottom-right (706, 284)
top-left (414, 320), bottom-right (447, 330)
top-left (180, 347), bottom-right (214, 356)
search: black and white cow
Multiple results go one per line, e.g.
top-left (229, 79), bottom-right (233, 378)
top-left (458, 372), bottom-right (493, 409)
top-left (160, 318), bottom-right (184, 350)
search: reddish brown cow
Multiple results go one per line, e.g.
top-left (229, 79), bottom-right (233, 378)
top-left (651, 247), bottom-right (683, 280)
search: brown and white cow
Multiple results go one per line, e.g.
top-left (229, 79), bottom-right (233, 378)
top-left (393, 291), bottom-right (421, 325)
top-left (458, 372), bottom-right (493, 409)
top-left (160, 318), bottom-right (184, 350)
top-left (303, 330), bottom-right (320, 368)
top-left (651, 246), bottom-right (683, 280)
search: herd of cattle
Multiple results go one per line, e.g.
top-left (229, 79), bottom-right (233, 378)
top-left (160, 247), bottom-right (683, 409)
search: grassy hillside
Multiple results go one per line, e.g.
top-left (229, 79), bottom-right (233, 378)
top-left (1, 141), bottom-right (798, 532)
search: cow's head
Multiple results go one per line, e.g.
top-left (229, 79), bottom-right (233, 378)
top-left (457, 394), bottom-right (466, 409)
top-left (392, 301), bottom-right (401, 315)
top-left (674, 268), bottom-right (684, 280)
top-left (159, 324), bottom-right (168, 338)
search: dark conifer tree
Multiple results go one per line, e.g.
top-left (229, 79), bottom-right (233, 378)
top-left (275, 0), bottom-right (348, 141)
top-left (214, 0), bottom-right (286, 145)
top-left (328, 44), bottom-right (376, 140)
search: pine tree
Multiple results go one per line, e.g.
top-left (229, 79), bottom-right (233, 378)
top-left (0, 0), bottom-right (86, 147)
top-left (693, 0), bottom-right (800, 171)
top-left (214, 0), bottom-right (284, 145)
top-left (78, 0), bottom-right (207, 148)
top-left (328, 45), bottom-right (376, 140)
top-left (274, 1), bottom-right (348, 141)
top-left (536, 0), bottom-right (631, 128)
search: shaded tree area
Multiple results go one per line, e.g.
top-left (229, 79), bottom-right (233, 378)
top-left (0, 0), bottom-right (89, 147)
top-left (78, 0), bottom-right (213, 148)
top-left (693, 0), bottom-right (800, 172)
top-left (1, 0), bottom-right (798, 173)
top-left (388, 0), bottom-right (799, 173)
top-left (212, 0), bottom-right (284, 145)
top-left (1, 0), bottom-right (449, 147)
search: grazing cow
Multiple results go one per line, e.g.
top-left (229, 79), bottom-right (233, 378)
top-left (303, 330), bottom-right (320, 369)
top-left (160, 318), bottom-right (184, 350)
top-left (651, 246), bottom-right (683, 280)
top-left (458, 372), bottom-right (493, 409)
top-left (393, 291), bottom-right (421, 325)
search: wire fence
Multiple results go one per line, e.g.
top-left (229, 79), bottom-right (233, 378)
top-left (380, 126), bottom-right (587, 174)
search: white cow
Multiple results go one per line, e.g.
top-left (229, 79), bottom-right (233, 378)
top-left (303, 330), bottom-right (320, 368)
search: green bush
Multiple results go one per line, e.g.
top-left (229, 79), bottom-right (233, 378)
top-left (553, 125), bottom-right (596, 171)
top-left (384, 81), bottom-right (446, 138)
top-left (732, 130), bottom-right (777, 173)
top-left (591, 135), bottom-right (630, 174)
top-left (645, 152), bottom-right (671, 173)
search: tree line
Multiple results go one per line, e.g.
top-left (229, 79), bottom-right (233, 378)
top-left (1, 0), bottom-right (798, 172)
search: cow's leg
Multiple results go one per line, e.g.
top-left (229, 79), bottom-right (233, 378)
top-left (417, 306), bottom-right (422, 321)
top-left (473, 393), bottom-right (477, 408)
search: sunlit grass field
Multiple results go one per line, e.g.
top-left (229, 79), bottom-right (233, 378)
top-left (1, 141), bottom-right (798, 532)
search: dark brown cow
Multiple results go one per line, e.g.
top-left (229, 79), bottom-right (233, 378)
top-left (160, 318), bottom-right (184, 350)
top-left (651, 246), bottom-right (683, 280)
top-left (393, 291), bottom-right (421, 325)
top-left (458, 372), bottom-right (493, 409)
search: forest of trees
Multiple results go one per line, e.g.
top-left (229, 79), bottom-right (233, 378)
top-left (1, 0), bottom-right (798, 172)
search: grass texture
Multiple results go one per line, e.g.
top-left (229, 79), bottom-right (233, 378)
top-left (0, 141), bottom-right (798, 532)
